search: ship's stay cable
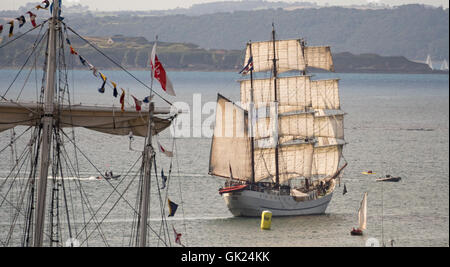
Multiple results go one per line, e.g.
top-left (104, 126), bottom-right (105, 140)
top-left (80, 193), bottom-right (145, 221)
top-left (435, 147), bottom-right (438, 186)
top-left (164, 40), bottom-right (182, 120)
top-left (58, 140), bottom-right (110, 246)
top-left (15, 24), bottom-right (48, 102)
top-left (76, 155), bottom-right (142, 247)
top-left (153, 155), bottom-right (171, 247)
top-left (1, 126), bottom-right (43, 246)
top-left (173, 119), bottom-right (189, 246)
top-left (0, 126), bottom-right (32, 155)
top-left (59, 129), bottom-right (168, 246)
top-left (1, 23), bottom-right (48, 100)
top-left (64, 24), bottom-right (173, 107)
top-left (0, 20), bottom-right (49, 50)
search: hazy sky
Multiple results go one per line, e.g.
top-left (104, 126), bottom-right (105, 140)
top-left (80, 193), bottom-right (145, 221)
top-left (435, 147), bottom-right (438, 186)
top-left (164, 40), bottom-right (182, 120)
top-left (1, 0), bottom-right (448, 11)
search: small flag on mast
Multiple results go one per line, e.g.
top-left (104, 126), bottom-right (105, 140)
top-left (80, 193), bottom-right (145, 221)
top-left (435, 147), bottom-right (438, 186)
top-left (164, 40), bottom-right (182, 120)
top-left (131, 95), bottom-right (142, 111)
top-left (119, 88), bottom-right (125, 112)
top-left (26, 11), bottom-right (37, 27)
top-left (161, 169), bottom-right (167, 189)
top-left (168, 199), bottom-right (178, 217)
top-left (36, 0), bottom-right (50, 10)
top-left (157, 141), bottom-right (173, 157)
top-left (7, 21), bottom-right (14, 38)
top-left (98, 73), bottom-right (107, 93)
top-left (16, 16), bottom-right (26, 28)
top-left (150, 42), bottom-right (176, 96)
top-left (70, 46), bottom-right (77, 55)
top-left (239, 56), bottom-right (254, 75)
top-left (172, 226), bottom-right (183, 246)
top-left (79, 55), bottom-right (87, 66)
top-left (111, 81), bottom-right (118, 98)
top-left (143, 95), bottom-right (153, 103)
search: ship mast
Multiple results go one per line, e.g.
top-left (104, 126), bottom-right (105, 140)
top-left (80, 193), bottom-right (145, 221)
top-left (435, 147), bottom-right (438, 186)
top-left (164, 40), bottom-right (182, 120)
top-left (248, 42), bottom-right (255, 183)
top-left (136, 37), bottom-right (158, 247)
top-left (137, 103), bottom-right (154, 247)
top-left (34, 0), bottom-right (59, 247)
top-left (271, 24), bottom-right (280, 186)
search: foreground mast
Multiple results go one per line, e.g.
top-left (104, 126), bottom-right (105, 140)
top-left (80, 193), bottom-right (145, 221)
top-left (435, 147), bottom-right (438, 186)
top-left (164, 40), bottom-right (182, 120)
top-left (137, 102), bottom-right (154, 247)
top-left (34, 0), bottom-right (59, 247)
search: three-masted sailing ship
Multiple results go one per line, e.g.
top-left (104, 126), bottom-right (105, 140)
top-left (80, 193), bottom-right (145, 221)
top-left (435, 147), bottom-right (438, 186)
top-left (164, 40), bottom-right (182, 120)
top-left (0, 1), bottom-right (180, 247)
top-left (209, 25), bottom-right (347, 217)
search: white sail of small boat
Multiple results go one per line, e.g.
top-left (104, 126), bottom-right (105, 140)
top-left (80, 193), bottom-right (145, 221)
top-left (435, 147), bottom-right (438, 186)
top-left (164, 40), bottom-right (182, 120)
top-left (440, 59), bottom-right (449, 71)
top-left (209, 24), bottom-right (347, 217)
top-left (358, 192), bottom-right (368, 230)
top-left (426, 54), bottom-right (433, 70)
top-left (351, 192), bottom-right (367, 235)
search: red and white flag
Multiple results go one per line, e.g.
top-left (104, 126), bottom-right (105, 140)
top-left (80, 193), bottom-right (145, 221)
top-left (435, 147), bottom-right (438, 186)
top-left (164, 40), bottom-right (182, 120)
top-left (157, 141), bottom-right (173, 157)
top-left (150, 42), bottom-right (176, 96)
top-left (172, 226), bottom-right (183, 246)
top-left (131, 95), bottom-right (142, 111)
top-left (26, 11), bottom-right (37, 27)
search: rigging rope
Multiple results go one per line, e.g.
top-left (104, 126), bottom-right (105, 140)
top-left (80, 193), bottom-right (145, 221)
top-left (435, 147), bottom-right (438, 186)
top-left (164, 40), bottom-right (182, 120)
top-left (64, 24), bottom-right (173, 107)
top-left (0, 20), bottom-right (49, 50)
top-left (1, 23), bottom-right (48, 100)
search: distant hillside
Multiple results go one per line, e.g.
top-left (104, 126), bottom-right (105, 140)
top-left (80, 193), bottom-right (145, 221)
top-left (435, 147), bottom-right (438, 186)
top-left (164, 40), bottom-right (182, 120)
top-left (1, 4), bottom-right (448, 61)
top-left (0, 35), bottom-right (444, 74)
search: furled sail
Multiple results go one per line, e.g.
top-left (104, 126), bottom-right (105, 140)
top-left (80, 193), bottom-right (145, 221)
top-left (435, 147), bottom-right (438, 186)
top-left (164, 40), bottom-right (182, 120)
top-left (209, 94), bottom-right (252, 181)
top-left (0, 102), bottom-right (173, 136)
top-left (244, 40), bottom-right (334, 74)
top-left (240, 77), bottom-right (340, 111)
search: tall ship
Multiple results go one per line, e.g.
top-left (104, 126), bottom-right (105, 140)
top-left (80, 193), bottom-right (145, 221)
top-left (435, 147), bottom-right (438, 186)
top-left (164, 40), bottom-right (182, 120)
top-left (209, 25), bottom-right (347, 217)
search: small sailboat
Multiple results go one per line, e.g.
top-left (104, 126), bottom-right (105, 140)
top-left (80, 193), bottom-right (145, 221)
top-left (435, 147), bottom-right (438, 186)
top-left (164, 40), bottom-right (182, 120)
top-left (351, 192), bottom-right (367, 236)
top-left (440, 59), bottom-right (449, 71)
top-left (426, 54), bottom-right (433, 70)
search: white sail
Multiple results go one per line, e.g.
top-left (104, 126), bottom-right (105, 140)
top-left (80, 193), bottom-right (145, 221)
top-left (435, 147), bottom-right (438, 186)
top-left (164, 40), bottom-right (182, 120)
top-left (244, 40), bottom-right (334, 74)
top-left (358, 192), bottom-right (368, 230)
top-left (310, 79), bottom-right (340, 110)
top-left (276, 112), bottom-right (344, 139)
top-left (311, 144), bottom-right (343, 176)
top-left (245, 39), bottom-right (306, 74)
top-left (278, 113), bottom-right (314, 139)
top-left (240, 77), bottom-right (341, 111)
top-left (441, 59), bottom-right (449, 71)
top-left (426, 54), bottom-right (433, 70)
top-left (254, 143), bottom-right (314, 183)
top-left (209, 94), bottom-right (252, 181)
top-left (0, 102), bottom-right (173, 136)
top-left (314, 113), bottom-right (344, 139)
top-left (304, 46), bottom-right (335, 72)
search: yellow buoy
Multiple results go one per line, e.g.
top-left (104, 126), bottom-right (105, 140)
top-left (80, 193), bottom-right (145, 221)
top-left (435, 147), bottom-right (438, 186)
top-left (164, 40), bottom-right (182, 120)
top-left (260, 210), bottom-right (272, 230)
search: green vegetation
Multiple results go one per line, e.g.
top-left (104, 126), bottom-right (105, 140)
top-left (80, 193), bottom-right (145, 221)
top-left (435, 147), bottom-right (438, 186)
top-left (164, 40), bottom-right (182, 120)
top-left (0, 35), bottom-right (444, 73)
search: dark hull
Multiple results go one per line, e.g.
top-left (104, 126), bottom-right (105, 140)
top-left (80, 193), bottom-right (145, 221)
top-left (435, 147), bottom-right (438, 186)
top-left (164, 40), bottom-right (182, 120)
top-left (376, 177), bottom-right (401, 182)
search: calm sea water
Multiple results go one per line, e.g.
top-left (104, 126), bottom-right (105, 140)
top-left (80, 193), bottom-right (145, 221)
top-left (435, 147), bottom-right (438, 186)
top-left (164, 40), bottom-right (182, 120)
top-left (0, 69), bottom-right (448, 247)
